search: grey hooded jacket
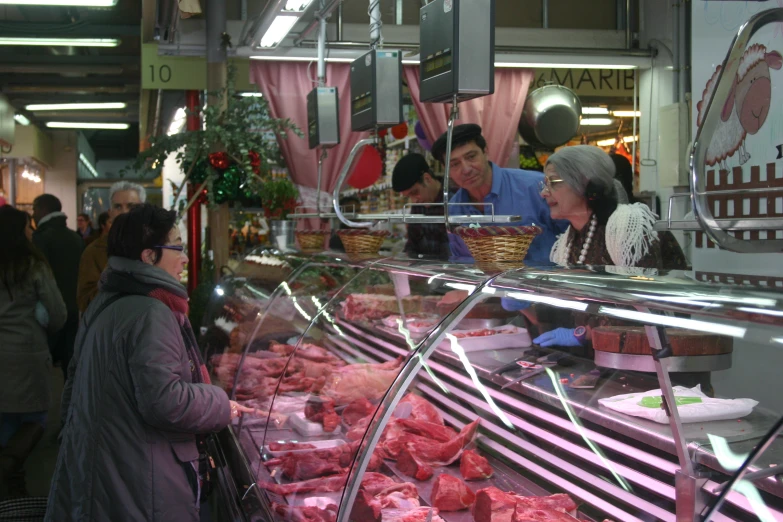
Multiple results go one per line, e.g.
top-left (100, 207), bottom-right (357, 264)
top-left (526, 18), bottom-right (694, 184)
top-left (46, 257), bottom-right (231, 521)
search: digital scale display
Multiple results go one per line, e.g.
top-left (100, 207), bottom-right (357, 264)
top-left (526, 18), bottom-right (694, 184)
top-left (422, 51), bottom-right (453, 81)
top-left (352, 94), bottom-right (373, 114)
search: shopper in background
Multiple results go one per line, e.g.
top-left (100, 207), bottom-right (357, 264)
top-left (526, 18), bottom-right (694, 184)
top-left (391, 153), bottom-right (450, 258)
top-left (32, 194), bottom-right (83, 379)
top-left (609, 153), bottom-right (638, 204)
top-left (431, 124), bottom-right (569, 263)
top-left (76, 213), bottom-right (98, 244)
top-left (0, 206), bottom-right (66, 499)
top-left (49, 204), bottom-right (253, 521)
top-left (77, 181), bottom-right (145, 314)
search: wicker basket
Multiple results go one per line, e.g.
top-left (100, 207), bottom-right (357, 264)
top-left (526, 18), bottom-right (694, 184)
top-left (455, 226), bottom-right (542, 262)
top-left (296, 230), bottom-right (327, 252)
top-left (337, 229), bottom-right (390, 254)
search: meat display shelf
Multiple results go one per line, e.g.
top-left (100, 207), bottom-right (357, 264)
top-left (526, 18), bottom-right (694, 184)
top-left (204, 252), bottom-right (783, 522)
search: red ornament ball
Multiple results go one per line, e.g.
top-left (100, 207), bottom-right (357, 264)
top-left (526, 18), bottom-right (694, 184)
top-left (209, 151), bottom-right (230, 171)
top-left (347, 145), bottom-right (383, 190)
top-left (390, 122), bottom-right (408, 140)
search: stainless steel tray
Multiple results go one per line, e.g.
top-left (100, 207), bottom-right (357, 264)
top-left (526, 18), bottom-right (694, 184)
top-left (595, 351), bottom-right (732, 372)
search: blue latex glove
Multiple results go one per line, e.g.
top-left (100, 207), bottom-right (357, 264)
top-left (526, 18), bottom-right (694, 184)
top-left (500, 297), bottom-right (531, 312)
top-left (533, 327), bottom-right (583, 347)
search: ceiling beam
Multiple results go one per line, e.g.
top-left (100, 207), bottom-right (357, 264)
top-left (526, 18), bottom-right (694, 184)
top-left (0, 54), bottom-right (139, 65)
top-left (2, 74), bottom-right (137, 86)
top-left (0, 64), bottom-right (133, 75)
top-left (0, 23), bottom-right (142, 37)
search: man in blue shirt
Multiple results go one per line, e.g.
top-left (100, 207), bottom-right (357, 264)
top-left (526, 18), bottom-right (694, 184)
top-left (431, 124), bottom-right (568, 263)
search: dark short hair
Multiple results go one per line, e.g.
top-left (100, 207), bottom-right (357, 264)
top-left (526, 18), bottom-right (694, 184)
top-left (431, 124), bottom-right (487, 163)
top-left (33, 194), bottom-right (62, 214)
top-left (392, 153), bottom-right (431, 192)
top-left (97, 211), bottom-right (111, 230)
top-left (108, 204), bottom-right (177, 264)
top-left (77, 213), bottom-right (90, 221)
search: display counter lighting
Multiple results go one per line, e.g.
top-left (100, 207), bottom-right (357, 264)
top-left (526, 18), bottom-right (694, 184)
top-left (595, 135), bottom-right (638, 147)
top-left (283, 0), bottom-right (313, 11)
top-left (0, 37), bottom-right (119, 47)
top-left (613, 110), bottom-right (641, 117)
top-left (401, 59), bottom-right (639, 70)
top-left (580, 118), bottom-right (613, 126)
top-left (250, 55), bottom-right (354, 63)
top-left (79, 153), bottom-right (99, 178)
top-left (46, 122), bottom-right (129, 130)
top-left (259, 15), bottom-right (299, 48)
top-left (13, 114), bottom-right (30, 126)
top-left (21, 167), bottom-right (41, 183)
top-left (597, 306), bottom-right (747, 338)
top-left (26, 102), bottom-right (126, 111)
top-left (240, 92), bottom-right (263, 97)
top-left (582, 107), bottom-right (609, 115)
top-left (0, 0), bottom-right (117, 5)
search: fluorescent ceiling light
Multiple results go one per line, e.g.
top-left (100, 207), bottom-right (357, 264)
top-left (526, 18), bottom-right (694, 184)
top-left (284, 0), bottom-right (313, 11)
top-left (27, 102), bottom-right (126, 111)
top-left (14, 114), bottom-right (30, 126)
top-left (46, 122), bottom-right (129, 130)
top-left (0, 37), bottom-right (119, 47)
top-left (0, 0), bottom-right (117, 5)
top-left (580, 118), bottom-right (613, 126)
top-left (250, 55), bottom-right (354, 63)
top-left (259, 15), bottom-right (299, 48)
top-left (596, 135), bottom-right (638, 147)
top-left (493, 62), bottom-right (637, 69)
top-left (240, 92), bottom-right (263, 97)
top-left (79, 153), bottom-right (99, 178)
top-left (613, 110), bottom-right (641, 117)
top-left (582, 107), bottom-right (609, 115)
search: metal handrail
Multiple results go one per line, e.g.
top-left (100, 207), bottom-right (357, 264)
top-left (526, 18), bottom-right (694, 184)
top-left (332, 137), bottom-right (377, 228)
top-left (690, 8), bottom-right (783, 253)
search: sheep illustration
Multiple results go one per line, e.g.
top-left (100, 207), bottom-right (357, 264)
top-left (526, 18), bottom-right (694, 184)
top-left (696, 43), bottom-right (783, 171)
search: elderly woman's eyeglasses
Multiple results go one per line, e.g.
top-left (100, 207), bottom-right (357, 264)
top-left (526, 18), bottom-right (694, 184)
top-left (155, 245), bottom-right (185, 252)
top-left (539, 177), bottom-right (565, 194)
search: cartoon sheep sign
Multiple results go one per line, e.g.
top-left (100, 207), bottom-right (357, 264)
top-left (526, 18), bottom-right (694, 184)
top-left (696, 43), bottom-right (783, 171)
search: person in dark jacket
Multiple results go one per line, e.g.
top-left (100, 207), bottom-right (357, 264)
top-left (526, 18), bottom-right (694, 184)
top-left (392, 153), bottom-right (450, 258)
top-left (0, 206), bottom-right (66, 499)
top-left (47, 204), bottom-right (255, 522)
top-left (32, 194), bottom-right (83, 377)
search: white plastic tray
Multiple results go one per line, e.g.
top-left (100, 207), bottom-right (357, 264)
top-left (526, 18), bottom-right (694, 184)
top-left (438, 325), bottom-right (532, 352)
top-left (264, 438), bottom-right (346, 457)
top-left (289, 411), bottom-right (342, 437)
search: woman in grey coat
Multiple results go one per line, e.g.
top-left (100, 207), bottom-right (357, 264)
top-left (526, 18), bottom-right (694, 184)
top-left (0, 206), bottom-right (67, 498)
top-left (46, 204), bottom-right (254, 521)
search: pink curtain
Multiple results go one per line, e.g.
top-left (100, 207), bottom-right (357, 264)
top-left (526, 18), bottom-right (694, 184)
top-left (403, 67), bottom-right (534, 166)
top-left (250, 62), bottom-right (370, 230)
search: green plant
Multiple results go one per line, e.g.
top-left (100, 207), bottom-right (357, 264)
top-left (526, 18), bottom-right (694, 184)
top-left (125, 63), bottom-right (302, 215)
top-left (260, 177), bottom-right (299, 220)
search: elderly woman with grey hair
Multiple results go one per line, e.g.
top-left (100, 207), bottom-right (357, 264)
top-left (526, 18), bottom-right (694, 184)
top-left (540, 145), bottom-right (686, 269)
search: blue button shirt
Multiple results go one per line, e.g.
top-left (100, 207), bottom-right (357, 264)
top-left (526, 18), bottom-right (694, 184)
top-left (447, 163), bottom-right (569, 263)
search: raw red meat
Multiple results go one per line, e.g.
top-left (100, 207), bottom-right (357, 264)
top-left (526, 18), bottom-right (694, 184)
top-left (280, 454), bottom-right (344, 480)
top-left (305, 397), bottom-right (340, 432)
top-left (359, 472), bottom-right (400, 496)
top-left (321, 358), bottom-right (404, 405)
top-left (373, 481), bottom-right (419, 502)
top-left (350, 490), bottom-right (382, 522)
top-left (342, 398), bottom-right (377, 426)
top-left (472, 487), bottom-right (518, 522)
top-left (260, 474), bottom-right (348, 496)
top-left (396, 446), bottom-right (434, 481)
top-left (431, 474), bottom-right (476, 512)
top-left (400, 393), bottom-right (444, 424)
top-left (512, 506), bottom-right (578, 522)
top-left (272, 502), bottom-right (337, 522)
top-left (460, 449), bottom-right (493, 480)
top-left (408, 419), bottom-right (480, 466)
top-left (383, 432), bottom-right (440, 460)
top-left (269, 442), bottom-right (315, 452)
top-left (512, 494), bottom-right (578, 514)
top-left (396, 419), bottom-right (458, 442)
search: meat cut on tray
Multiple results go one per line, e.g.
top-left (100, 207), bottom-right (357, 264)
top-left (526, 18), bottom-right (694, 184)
top-left (396, 446), bottom-right (433, 481)
top-left (269, 442), bottom-right (316, 452)
top-left (279, 453), bottom-right (344, 481)
top-left (272, 501), bottom-right (337, 522)
top-left (512, 506), bottom-right (578, 522)
top-left (342, 398), bottom-right (377, 426)
top-left (473, 488), bottom-right (580, 522)
top-left (431, 474), bottom-right (476, 512)
top-left (320, 357), bottom-right (404, 405)
top-left (405, 419), bottom-right (480, 467)
top-left (460, 449), bottom-right (494, 480)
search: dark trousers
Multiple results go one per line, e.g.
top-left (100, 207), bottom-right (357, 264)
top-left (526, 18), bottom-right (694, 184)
top-left (49, 313), bottom-right (79, 380)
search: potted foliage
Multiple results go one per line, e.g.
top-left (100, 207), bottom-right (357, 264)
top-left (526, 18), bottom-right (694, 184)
top-left (260, 177), bottom-right (299, 250)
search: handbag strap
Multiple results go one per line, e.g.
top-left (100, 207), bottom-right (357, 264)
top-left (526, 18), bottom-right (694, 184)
top-left (82, 292), bottom-right (128, 333)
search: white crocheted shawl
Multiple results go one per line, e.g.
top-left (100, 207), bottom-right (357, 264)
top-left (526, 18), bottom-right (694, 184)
top-left (550, 203), bottom-right (659, 267)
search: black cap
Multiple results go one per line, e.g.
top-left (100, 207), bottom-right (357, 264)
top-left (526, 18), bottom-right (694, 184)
top-left (431, 123), bottom-right (484, 163)
top-left (392, 153), bottom-right (431, 192)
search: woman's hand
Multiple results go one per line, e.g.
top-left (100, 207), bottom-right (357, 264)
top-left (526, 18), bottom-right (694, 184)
top-left (229, 400), bottom-right (258, 420)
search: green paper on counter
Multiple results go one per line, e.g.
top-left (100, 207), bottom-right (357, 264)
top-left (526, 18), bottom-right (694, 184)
top-left (638, 396), bottom-right (703, 408)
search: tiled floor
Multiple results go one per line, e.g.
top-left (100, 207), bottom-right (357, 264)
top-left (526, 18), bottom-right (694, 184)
top-left (24, 367), bottom-right (63, 498)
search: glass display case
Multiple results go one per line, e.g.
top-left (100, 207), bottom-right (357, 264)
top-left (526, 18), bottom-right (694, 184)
top-left (201, 252), bottom-right (783, 522)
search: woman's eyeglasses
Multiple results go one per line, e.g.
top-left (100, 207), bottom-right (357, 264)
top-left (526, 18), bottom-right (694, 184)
top-left (539, 177), bottom-right (565, 194)
top-left (155, 245), bottom-right (185, 252)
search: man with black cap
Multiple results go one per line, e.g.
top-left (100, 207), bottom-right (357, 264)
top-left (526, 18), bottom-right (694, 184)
top-left (392, 153), bottom-right (450, 258)
top-left (431, 123), bottom-right (568, 263)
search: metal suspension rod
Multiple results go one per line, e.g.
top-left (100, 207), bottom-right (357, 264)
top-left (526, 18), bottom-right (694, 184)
top-left (442, 94), bottom-right (460, 230)
top-left (369, 0), bottom-right (382, 49)
top-left (316, 148), bottom-right (327, 215)
top-left (333, 138), bottom-right (377, 228)
top-left (317, 0), bottom-right (327, 86)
